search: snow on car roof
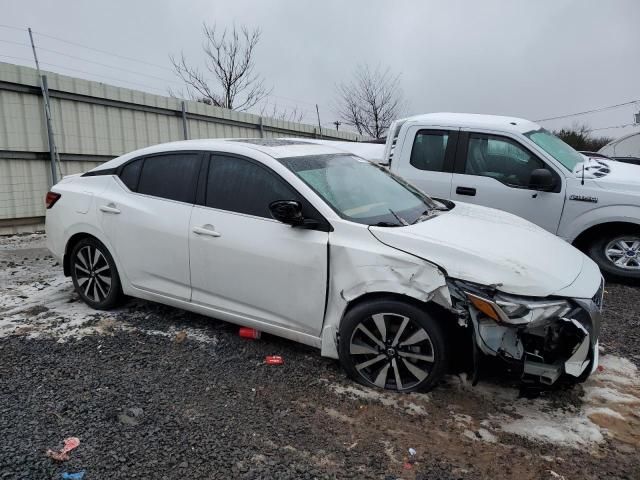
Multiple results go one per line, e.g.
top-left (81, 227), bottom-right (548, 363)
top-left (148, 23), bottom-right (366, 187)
top-left (401, 112), bottom-right (542, 134)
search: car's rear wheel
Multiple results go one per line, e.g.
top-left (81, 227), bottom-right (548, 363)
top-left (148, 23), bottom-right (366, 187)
top-left (70, 237), bottom-right (122, 309)
top-left (588, 232), bottom-right (640, 282)
top-left (338, 299), bottom-right (448, 393)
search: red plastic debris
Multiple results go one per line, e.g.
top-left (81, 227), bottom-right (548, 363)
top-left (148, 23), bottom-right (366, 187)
top-left (264, 355), bottom-right (284, 365)
top-left (403, 462), bottom-right (413, 470)
top-left (597, 365), bottom-right (605, 372)
top-left (239, 327), bottom-right (261, 339)
top-left (46, 437), bottom-right (80, 462)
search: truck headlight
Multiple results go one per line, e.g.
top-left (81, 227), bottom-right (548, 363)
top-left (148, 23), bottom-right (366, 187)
top-left (465, 291), bottom-right (571, 326)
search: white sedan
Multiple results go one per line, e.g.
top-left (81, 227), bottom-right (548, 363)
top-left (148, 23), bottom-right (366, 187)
top-left (45, 139), bottom-right (603, 392)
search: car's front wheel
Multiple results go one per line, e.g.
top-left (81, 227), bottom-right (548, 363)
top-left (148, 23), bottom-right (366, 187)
top-left (588, 232), bottom-right (640, 282)
top-left (70, 237), bottom-right (123, 309)
top-left (338, 299), bottom-right (448, 393)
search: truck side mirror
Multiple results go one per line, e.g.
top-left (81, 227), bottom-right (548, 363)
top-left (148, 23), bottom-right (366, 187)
top-left (529, 169), bottom-right (554, 191)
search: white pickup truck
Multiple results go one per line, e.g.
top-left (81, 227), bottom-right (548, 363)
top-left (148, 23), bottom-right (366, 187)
top-left (379, 113), bottom-right (640, 281)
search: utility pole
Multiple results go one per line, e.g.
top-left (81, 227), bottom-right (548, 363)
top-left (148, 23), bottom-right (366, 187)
top-left (28, 27), bottom-right (59, 185)
top-left (315, 104), bottom-right (322, 139)
top-left (333, 120), bottom-right (342, 131)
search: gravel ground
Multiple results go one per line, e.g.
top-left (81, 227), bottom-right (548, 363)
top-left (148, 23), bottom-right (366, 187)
top-left (1, 233), bottom-right (639, 479)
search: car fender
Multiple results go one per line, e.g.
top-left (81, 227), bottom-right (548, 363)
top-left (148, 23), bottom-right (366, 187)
top-left (559, 204), bottom-right (640, 243)
top-left (320, 226), bottom-right (451, 359)
top-left (62, 221), bottom-right (131, 292)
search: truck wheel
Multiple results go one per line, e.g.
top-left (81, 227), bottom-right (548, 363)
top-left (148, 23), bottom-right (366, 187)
top-left (587, 233), bottom-right (640, 282)
top-left (338, 299), bottom-right (448, 393)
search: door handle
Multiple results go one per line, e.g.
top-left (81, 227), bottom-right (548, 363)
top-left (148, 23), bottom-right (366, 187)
top-left (99, 204), bottom-right (121, 214)
top-left (455, 186), bottom-right (476, 196)
top-left (193, 225), bottom-right (221, 237)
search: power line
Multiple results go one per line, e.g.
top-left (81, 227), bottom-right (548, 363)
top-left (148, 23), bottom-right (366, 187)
top-left (1, 27), bottom-right (326, 117)
top-left (0, 54), bottom-right (34, 63)
top-left (0, 38), bottom-right (31, 48)
top-left (36, 45), bottom-right (184, 85)
top-left (535, 100), bottom-right (639, 122)
top-left (0, 24), bottom-right (25, 32)
top-left (588, 122), bottom-right (638, 132)
top-left (32, 29), bottom-right (323, 111)
top-left (36, 61), bottom-right (169, 93)
top-left (32, 30), bottom-right (176, 73)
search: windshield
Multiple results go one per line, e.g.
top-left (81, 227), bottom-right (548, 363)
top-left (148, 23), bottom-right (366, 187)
top-left (524, 128), bottom-right (585, 171)
top-left (279, 154), bottom-right (438, 226)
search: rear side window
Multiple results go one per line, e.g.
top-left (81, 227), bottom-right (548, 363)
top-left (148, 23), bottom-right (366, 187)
top-left (206, 155), bottom-right (298, 218)
top-left (119, 158), bottom-right (143, 191)
top-left (410, 131), bottom-right (449, 171)
top-left (136, 153), bottom-right (200, 203)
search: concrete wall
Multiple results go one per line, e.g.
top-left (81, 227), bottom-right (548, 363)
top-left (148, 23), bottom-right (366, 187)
top-left (0, 62), bottom-right (363, 234)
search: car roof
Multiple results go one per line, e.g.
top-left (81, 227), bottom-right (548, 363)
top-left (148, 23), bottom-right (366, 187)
top-left (399, 112), bottom-right (542, 134)
top-left (89, 138), bottom-right (359, 172)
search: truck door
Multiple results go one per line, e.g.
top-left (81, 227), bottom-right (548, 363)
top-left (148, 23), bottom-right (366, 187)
top-left (393, 127), bottom-right (458, 200)
top-left (450, 131), bottom-right (565, 233)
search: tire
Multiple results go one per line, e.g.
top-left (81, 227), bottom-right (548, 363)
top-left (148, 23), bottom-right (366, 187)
top-left (70, 237), bottom-right (123, 310)
top-left (338, 299), bottom-right (448, 393)
top-left (587, 232), bottom-right (640, 282)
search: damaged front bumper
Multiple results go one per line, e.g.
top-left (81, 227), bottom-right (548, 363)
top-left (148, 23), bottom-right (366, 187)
top-left (450, 279), bottom-right (603, 385)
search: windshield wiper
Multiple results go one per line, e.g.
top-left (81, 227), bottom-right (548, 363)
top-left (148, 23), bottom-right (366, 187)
top-left (388, 208), bottom-right (409, 226)
top-left (411, 210), bottom-right (433, 224)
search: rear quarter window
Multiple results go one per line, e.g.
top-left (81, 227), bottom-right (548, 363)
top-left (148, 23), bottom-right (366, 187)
top-left (119, 158), bottom-right (143, 191)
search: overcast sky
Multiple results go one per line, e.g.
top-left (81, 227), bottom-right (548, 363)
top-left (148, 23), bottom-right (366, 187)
top-left (2, 0), bottom-right (639, 138)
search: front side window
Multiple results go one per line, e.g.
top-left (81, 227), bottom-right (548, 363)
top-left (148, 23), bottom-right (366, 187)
top-left (136, 153), bottom-right (200, 203)
top-left (279, 154), bottom-right (438, 226)
top-left (206, 155), bottom-right (298, 218)
top-left (410, 131), bottom-right (449, 171)
top-left (464, 134), bottom-right (545, 187)
top-left (524, 128), bottom-right (585, 171)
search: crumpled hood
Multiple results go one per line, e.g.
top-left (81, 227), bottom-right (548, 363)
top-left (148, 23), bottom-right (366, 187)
top-left (369, 202), bottom-right (587, 297)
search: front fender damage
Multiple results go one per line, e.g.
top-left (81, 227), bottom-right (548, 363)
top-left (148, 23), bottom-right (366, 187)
top-left (320, 244), bottom-right (450, 359)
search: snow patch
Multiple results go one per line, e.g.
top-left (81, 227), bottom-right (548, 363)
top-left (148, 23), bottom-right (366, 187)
top-left (330, 384), bottom-right (430, 416)
top-left (500, 412), bottom-right (604, 446)
top-left (450, 354), bottom-right (640, 449)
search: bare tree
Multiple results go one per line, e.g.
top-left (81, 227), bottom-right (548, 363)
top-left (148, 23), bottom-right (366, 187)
top-left (170, 23), bottom-right (270, 111)
top-left (259, 102), bottom-right (304, 123)
top-left (336, 65), bottom-right (403, 138)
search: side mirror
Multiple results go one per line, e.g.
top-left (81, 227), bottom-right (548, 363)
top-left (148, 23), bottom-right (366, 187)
top-left (529, 169), bottom-right (554, 191)
top-left (269, 200), bottom-right (305, 226)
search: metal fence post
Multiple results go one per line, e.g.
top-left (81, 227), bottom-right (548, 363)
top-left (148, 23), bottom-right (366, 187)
top-left (41, 75), bottom-right (59, 184)
top-left (181, 101), bottom-right (189, 140)
top-left (28, 27), bottom-right (58, 185)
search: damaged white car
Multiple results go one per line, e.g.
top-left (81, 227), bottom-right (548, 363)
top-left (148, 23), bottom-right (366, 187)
top-left (45, 139), bottom-right (604, 392)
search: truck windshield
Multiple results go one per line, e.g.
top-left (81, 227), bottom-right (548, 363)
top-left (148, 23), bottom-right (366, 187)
top-left (279, 154), bottom-right (438, 226)
top-left (524, 129), bottom-right (585, 171)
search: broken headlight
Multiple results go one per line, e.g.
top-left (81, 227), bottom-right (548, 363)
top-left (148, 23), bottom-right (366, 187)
top-left (465, 290), bottom-right (571, 326)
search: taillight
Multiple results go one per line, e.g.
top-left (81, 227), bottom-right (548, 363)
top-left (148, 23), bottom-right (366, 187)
top-left (45, 191), bottom-right (61, 209)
